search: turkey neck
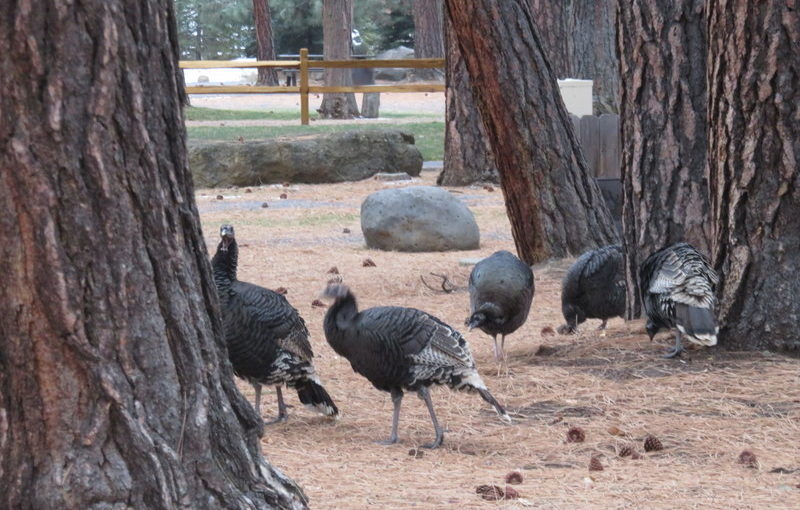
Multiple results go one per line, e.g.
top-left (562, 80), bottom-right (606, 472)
top-left (211, 238), bottom-right (238, 296)
top-left (323, 293), bottom-right (359, 354)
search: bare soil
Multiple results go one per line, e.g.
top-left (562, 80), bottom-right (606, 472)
top-left (198, 173), bottom-right (800, 509)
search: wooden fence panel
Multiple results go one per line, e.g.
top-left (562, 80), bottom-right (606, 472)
top-left (570, 113), bottom-right (620, 179)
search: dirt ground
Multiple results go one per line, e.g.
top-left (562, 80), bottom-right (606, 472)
top-left (197, 172), bottom-right (800, 509)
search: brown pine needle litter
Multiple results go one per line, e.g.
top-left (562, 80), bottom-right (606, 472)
top-left (198, 173), bottom-right (800, 509)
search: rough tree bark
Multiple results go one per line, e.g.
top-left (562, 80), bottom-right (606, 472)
top-left (319, 0), bottom-right (359, 118)
top-left (528, 0), bottom-right (619, 113)
top-left (0, 2), bottom-right (307, 508)
top-left (444, 0), bottom-right (618, 263)
top-left (707, 0), bottom-right (800, 352)
top-left (412, 0), bottom-right (445, 81)
top-left (439, 11), bottom-right (498, 186)
top-left (253, 0), bottom-right (279, 85)
top-left (617, 0), bottom-right (710, 318)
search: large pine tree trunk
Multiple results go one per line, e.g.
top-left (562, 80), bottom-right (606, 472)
top-left (412, 0), bottom-right (445, 81)
top-left (617, 0), bottom-right (710, 318)
top-left (0, 2), bottom-right (307, 507)
top-left (707, 0), bottom-right (800, 352)
top-left (439, 10), bottom-right (498, 186)
top-left (319, 0), bottom-right (359, 119)
top-left (528, 0), bottom-right (619, 114)
top-left (444, 0), bottom-right (618, 263)
top-left (253, 0), bottom-right (279, 86)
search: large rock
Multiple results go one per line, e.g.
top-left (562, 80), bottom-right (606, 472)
top-left (361, 186), bottom-right (480, 252)
top-left (373, 46), bottom-right (415, 81)
top-left (189, 130), bottom-right (422, 187)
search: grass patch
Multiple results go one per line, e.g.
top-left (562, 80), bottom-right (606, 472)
top-left (187, 122), bottom-right (444, 161)
top-left (186, 106), bottom-right (441, 122)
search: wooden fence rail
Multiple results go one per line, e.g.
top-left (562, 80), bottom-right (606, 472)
top-left (180, 48), bottom-right (445, 125)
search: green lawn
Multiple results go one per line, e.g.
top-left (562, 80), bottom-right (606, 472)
top-left (186, 121), bottom-right (445, 161)
top-left (185, 106), bottom-right (441, 122)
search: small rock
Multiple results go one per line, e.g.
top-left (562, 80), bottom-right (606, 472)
top-left (504, 471), bottom-right (523, 485)
top-left (261, 202), bottom-right (269, 208)
top-left (374, 172), bottom-right (412, 181)
top-left (362, 258), bottom-right (377, 267)
top-left (541, 326), bottom-right (556, 336)
top-left (483, 185), bottom-right (495, 192)
top-left (216, 195), bottom-right (224, 200)
top-left (311, 299), bottom-right (326, 308)
top-left (244, 188), bottom-right (253, 193)
top-left (607, 426), bottom-right (625, 436)
top-left (280, 193), bottom-right (288, 199)
top-left (327, 266), bottom-right (340, 274)
top-left (282, 182), bottom-right (291, 187)
top-left (342, 228), bottom-right (351, 234)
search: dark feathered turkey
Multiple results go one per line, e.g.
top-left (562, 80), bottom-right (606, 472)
top-left (212, 224), bottom-right (338, 422)
top-left (558, 245), bottom-right (625, 334)
top-left (322, 284), bottom-right (510, 449)
top-left (640, 242), bottom-right (719, 358)
top-left (466, 250), bottom-right (534, 361)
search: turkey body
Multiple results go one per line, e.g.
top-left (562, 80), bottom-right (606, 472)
top-left (467, 250), bottom-right (534, 360)
top-left (323, 284), bottom-right (510, 448)
top-left (640, 242), bottom-right (719, 358)
top-left (212, 224), bottom-right (338, 421)
top-left (559, 245), bottom-right (626, 333)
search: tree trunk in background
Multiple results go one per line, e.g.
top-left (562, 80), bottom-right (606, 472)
top-left (412, 0), bottom-right (445, 81)
top-left (444, 0), bottom-right (618, 263)
top-left (528, 0), bottom-right (619, 114)
top-left (0, 2), bottom-right (307, 508)
top-left (253, 0), bottom-right (279, 85)
top-left (617, 0), bottom-right (709, 319)
top-left (708, 0), bottom-right (800, 353)
top-left (319, 0), bottom-right (359, 118)
top-left (439, 11), bottom-right (498, 185)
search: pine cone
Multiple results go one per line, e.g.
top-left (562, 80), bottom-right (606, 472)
top-left (504, 471), bottom-right (523, 485)
top-left (643, 434), bottom-right (663, 452)
top-left (274, 287), bottom-right (288, 295)
top-left (588, 456), bottom-right (604, 471)
top-left (476, 485), bottom-right (504, 501)
top-left (362, 258), bottom-right (377, 267)
top-left (618, 445), bottom-right (634, 458)
top-left (279, 193), bottom-right (288, 199)
top-left (327, 266), bottom-right (340, 274)
top-left (738, 450), bottom-right (758, 468)
top-left (566, 426), bottom-right (586, 443)
top-left (311, 299), bottom-right (326, 308)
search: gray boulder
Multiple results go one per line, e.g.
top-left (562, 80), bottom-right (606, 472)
top-left (361, 186), bottom-right (480, 252)
top-left (374, 46), bottom-right (415, 81)
top-left (189, 130), bottom-right (422, 187)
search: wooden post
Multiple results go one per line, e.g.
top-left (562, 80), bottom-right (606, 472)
top-left (299, 48), bottom-right (309, 125)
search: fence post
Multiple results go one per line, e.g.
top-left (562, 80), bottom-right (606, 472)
top-left (299, 48), bottom-right (309, 125)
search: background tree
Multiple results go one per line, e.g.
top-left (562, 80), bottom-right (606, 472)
top-left (253, 0), bottom-right (279, 85)
top-left (617, 0), bottom-right (710, 318)
top-left (319, 0), bottom-right (360, 118)
top-left (412, 0), bottom-right (444, 80)
top-left (438, 11), bottom-right (498, 186)
top-left (707, 0), bottom-right (800, 352)
top-left (0, 1), bottom-right (306, 507)
top-left (175, 0), bottom-right (254, 59)
top-left (444, 0), bottom-right (618, 263)
top-left (528, 0), bottom-right (619, 114)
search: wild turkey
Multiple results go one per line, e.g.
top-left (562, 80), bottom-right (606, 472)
top-left (558, 245), bottom-right (626, 334)
top-left (640, 242), bottom-right (719, 358)
top-left (212, 224), bottom-right (338, 422)
top-left (466, 250), bottom-right (534, 360)
top-left (322, 284), bottom-right (510, 449)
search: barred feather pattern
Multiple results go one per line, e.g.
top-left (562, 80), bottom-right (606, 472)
top-left (468, 250), bottom-right (535, 337)
top-left (212, 229), bottom-right (337, 415)
top-left (640, 242), bottom-right (719, 342)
